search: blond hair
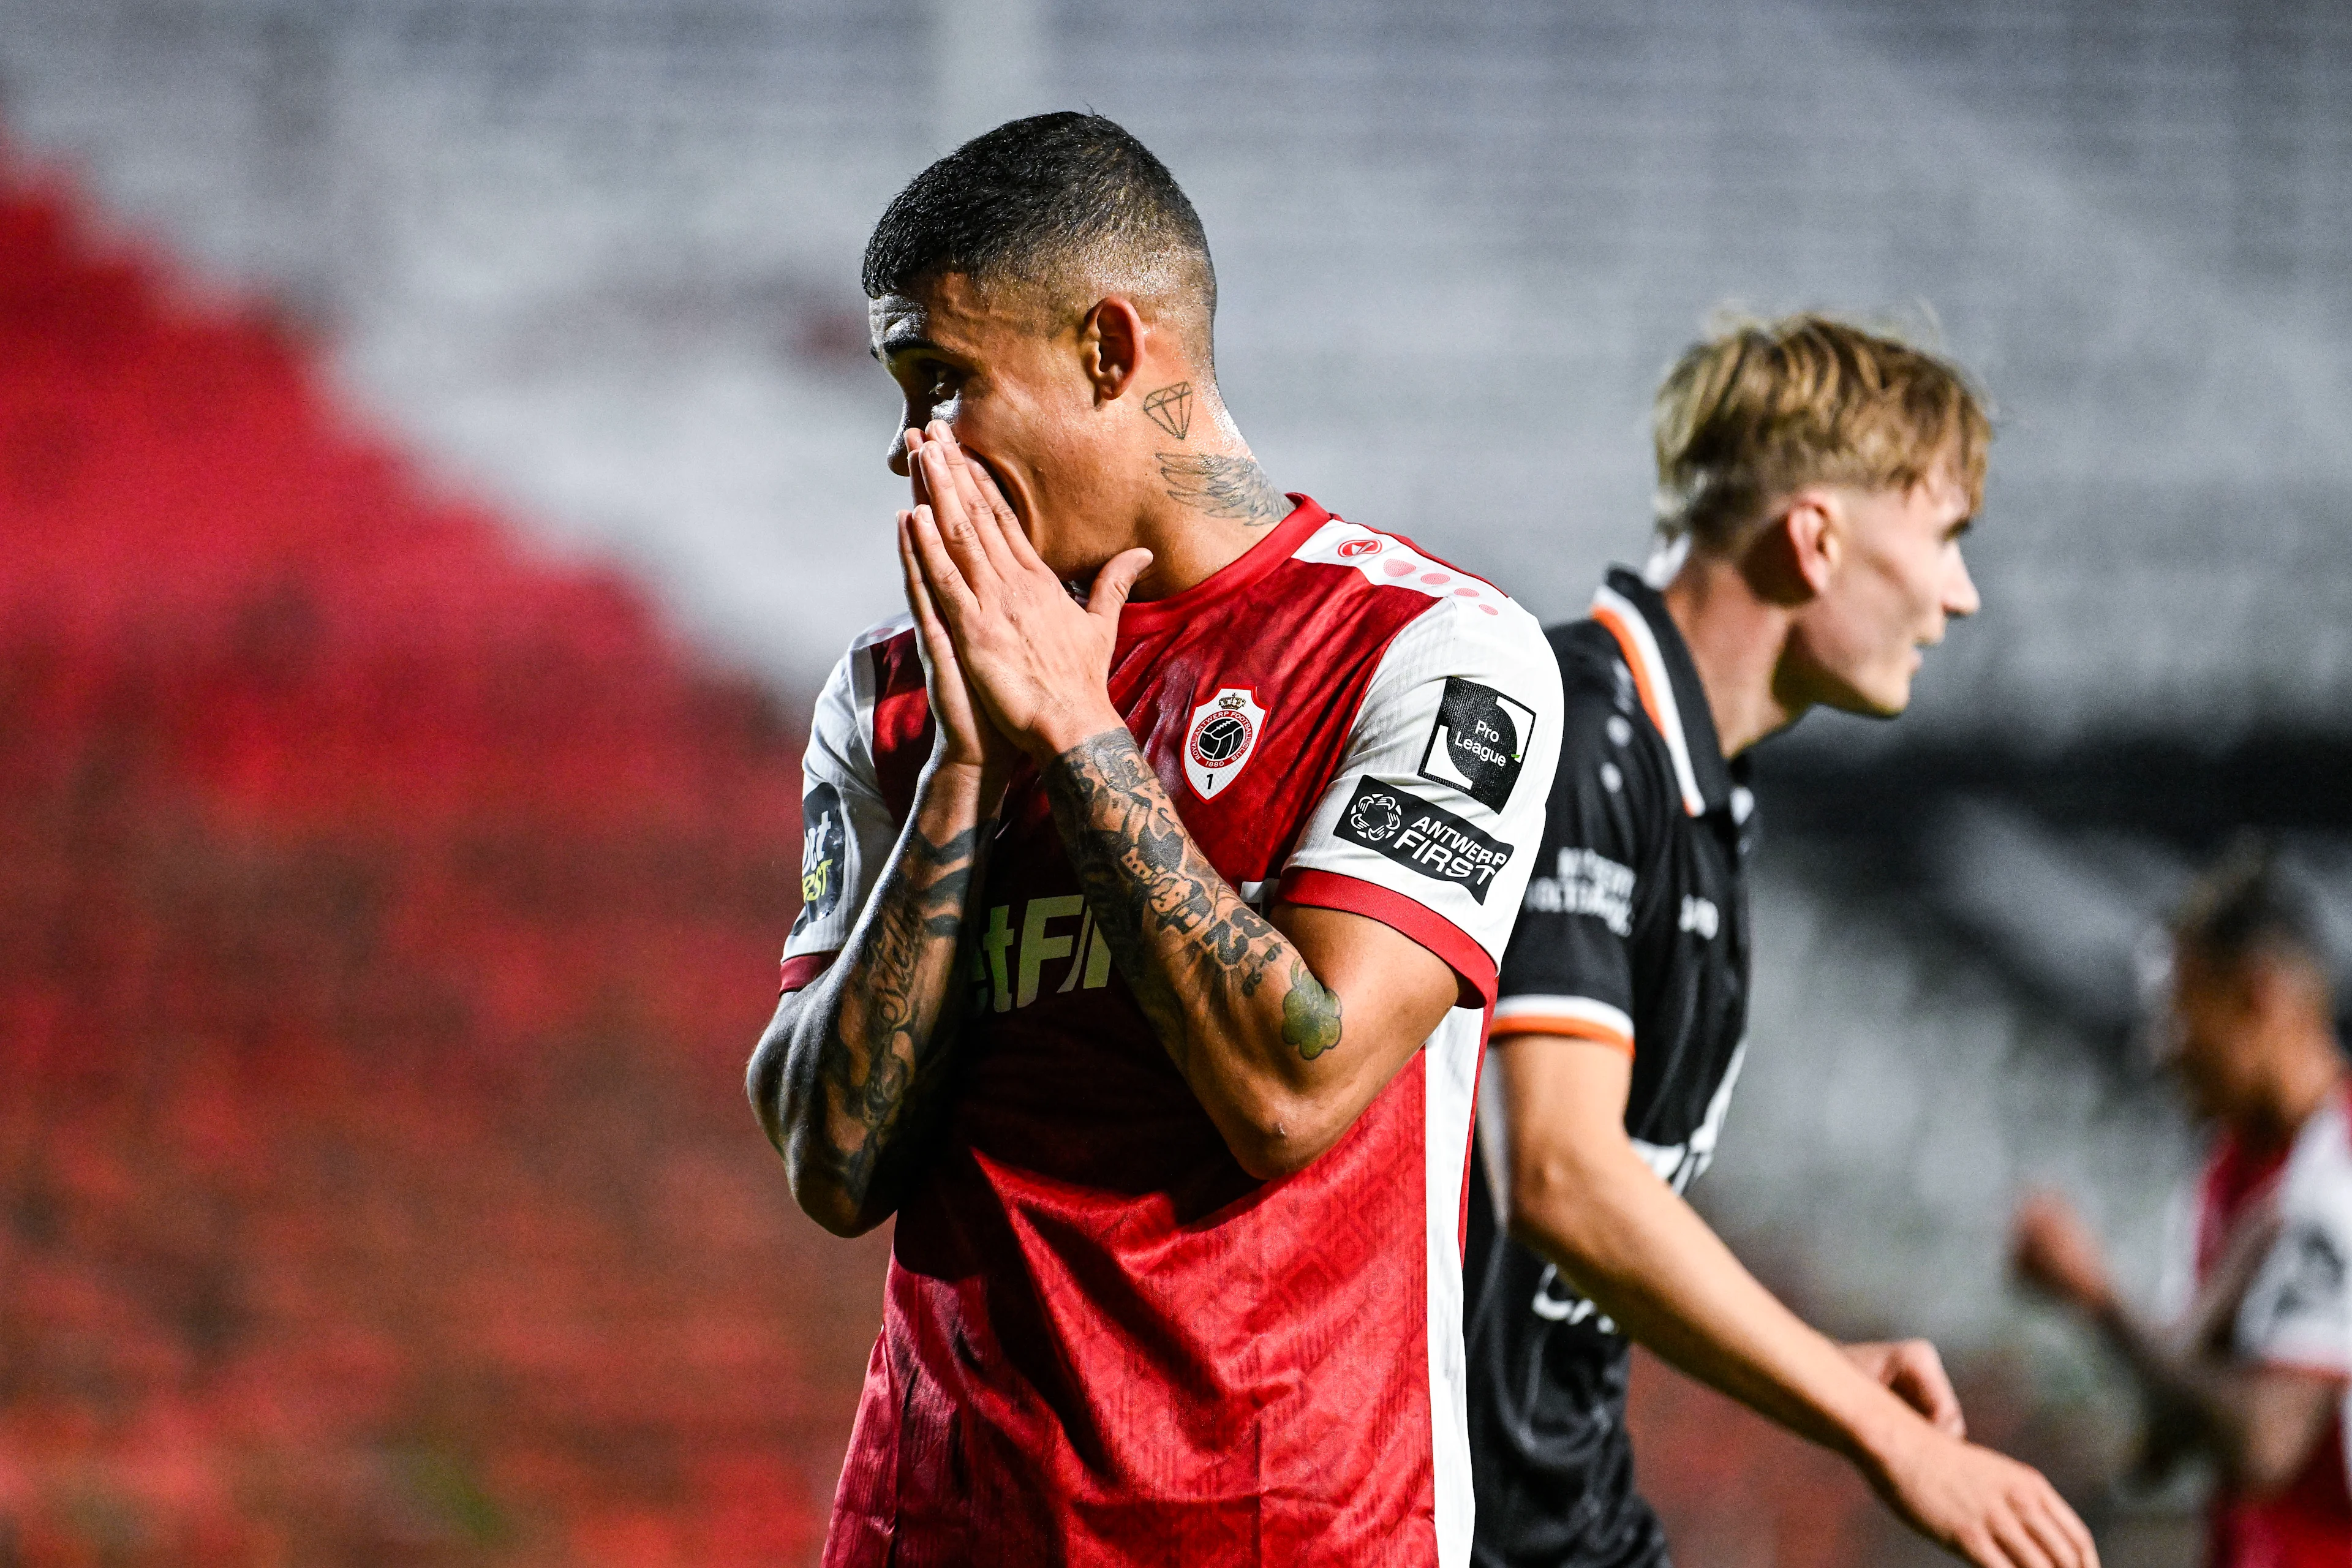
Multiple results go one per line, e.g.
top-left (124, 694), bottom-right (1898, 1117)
top-left (1651, 314), bottom-right (1991, 554)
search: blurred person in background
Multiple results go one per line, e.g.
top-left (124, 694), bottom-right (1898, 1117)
top-left (2016, 846), bottom-right (2352, 1568)
top-left (1468, 315), bottom-right (2099, 1568)
top-left (748, 113), bottom-right (1563, 1566)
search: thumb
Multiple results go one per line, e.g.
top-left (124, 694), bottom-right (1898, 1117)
top-left (1087, 548), bottom-right (1155, 621)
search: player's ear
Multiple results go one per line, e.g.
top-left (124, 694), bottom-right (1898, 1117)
top-left (1079, 297), bottom-right (1146, 405)
top-left (1776, 489), bottom-right (1839, 597)
top-left (1738, 492), bottom-right (1833, 606)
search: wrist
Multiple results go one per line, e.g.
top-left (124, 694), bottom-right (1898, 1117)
top-left (1843, 1375), bottom-right (1937, 1483)
top-left (1027, 699), bottom-right (1127, 762)
top-left (922, 754), bottom-right (993, 807)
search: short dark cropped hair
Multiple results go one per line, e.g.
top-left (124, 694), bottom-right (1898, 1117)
top-left (862, 112), bottom-right (1216, 361)
top-left (2173, 837), bottom-right (2334, 985)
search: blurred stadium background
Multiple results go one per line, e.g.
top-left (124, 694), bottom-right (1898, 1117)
top-left (1, 1), bottom-right (2346, 1562)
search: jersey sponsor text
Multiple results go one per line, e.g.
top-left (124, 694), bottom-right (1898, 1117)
top-left (1335, 778), bottom-right (1513, 902)
top-left (1521, 846), bottom-right (1635, 937)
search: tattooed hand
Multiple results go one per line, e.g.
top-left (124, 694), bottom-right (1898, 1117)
top-left (904, 421), bottom-right (1153, 760)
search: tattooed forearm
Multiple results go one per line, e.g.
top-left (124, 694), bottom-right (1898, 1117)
top-left (1156, 453), bottom-right (1287, 526)
top-left (1041, 729), bottom-right (1341, 1071)
top-left (773, 796), bottom-right (993, 1231)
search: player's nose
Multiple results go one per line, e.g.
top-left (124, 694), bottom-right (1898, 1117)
top-left (886, 423), bottom-right (913, 477)
top-left (1944, 551), bottom-right (1981, 619)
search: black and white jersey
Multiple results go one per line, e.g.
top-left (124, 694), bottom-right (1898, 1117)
top-left (1463, 566), bottom-right (1756, 1568)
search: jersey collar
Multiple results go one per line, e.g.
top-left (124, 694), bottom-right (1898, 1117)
top-left (1589, 566), bottom-right (1735, 819)
top-left (1114, 494), bottom-right (1329, 637)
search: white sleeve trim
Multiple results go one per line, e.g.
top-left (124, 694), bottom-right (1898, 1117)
top-left (1491, 994), bottom-right (1635, 1042)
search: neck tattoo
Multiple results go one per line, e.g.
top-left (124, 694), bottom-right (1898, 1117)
top-left (1156, 452), bottom-right (1286, 526)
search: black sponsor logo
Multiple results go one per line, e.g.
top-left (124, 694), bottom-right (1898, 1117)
top-left (791, 782), bottom-right (845, 936)
top-left (1417, 677), bottom-right (1534, 812)
top-left (2257, 1223), bottom-right (2350, 1334)
top-left (1335, 777), bottom-right (1513, 903)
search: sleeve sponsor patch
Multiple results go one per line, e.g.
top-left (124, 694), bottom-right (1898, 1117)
top-left (1334, 777), bottom-right (1513, 902)
top-left (791, 782), bottom-right (846, 937)
top-left (2242, 1221), bottom-right (2351, 1351)
top-left (1417, 677), bottom-right (1534, 812)
top-left (1521, 847), bottom-right (1635, 936)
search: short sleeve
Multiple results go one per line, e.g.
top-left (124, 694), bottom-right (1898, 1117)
top-left (781, 646), bottom-right (902, 992)
top-left (1488, 647), bottom-right (1660, 1054)
top-left (2234, 1128), bottom-right (2352, 1376)
top-left (1277, 597), bottom-right (1564, 1008)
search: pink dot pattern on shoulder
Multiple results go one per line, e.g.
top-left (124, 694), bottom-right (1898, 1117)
top-left (1295, 521), bottom-right (1509, 611)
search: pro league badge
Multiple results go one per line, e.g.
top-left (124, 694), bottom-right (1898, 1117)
top-left (1418, 677), bottom-right (1534, 812)
top-left (1183, 687), bottom-right (1267, 801)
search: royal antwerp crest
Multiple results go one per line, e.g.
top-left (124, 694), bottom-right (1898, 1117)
top-left (1182, 687), bottom-right (1267, 801)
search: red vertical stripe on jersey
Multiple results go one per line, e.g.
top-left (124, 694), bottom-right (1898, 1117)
top-left (869, 635), bottom-right (933, 821)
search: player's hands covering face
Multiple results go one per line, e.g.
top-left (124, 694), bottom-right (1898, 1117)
top-left (899, 421), bottom-right (1153, 761)
top-left (897, 427), bottom-right (1020, 785)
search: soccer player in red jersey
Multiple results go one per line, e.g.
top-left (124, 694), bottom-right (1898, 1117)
top-left (748, 113), bottom-right (1562, 1566)
top-left (2018, 847), bottom-right (2352, 1567)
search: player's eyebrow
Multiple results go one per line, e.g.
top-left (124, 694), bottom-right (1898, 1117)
top-left (875, 330), bottom-right (945, 363)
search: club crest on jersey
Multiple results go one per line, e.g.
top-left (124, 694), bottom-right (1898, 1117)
top-left (1182, 687), bottom-right (1267, 801)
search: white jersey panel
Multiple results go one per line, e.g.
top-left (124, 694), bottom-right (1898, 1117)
top-left (1280, 587), bottom-right (1564, 971)
top-left (2235, 1095), bottom-right (2352, 1376)
top-left (782, 617), bottom-right (910, 971)
top-left (1423, 1008), bottom-right (1484, 1568)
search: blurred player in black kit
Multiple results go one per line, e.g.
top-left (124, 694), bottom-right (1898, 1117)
top-left (1464, 316), bottom-right (2100, 1568)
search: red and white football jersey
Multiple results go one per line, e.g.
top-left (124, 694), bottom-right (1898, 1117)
top-left (783, 497), bottom-right (1561, 1567)
top-left (2177, 1084), bottom-right (2352, 1566)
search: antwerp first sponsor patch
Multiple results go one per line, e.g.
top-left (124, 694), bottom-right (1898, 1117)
top-left (1182, 686), bottom-right (1266, 801)
top-left (1335, 777), bottom-right (1513, 902)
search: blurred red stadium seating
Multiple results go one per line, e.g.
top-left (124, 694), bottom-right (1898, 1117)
top-left (0, 149), bottom-right (892, 1566)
